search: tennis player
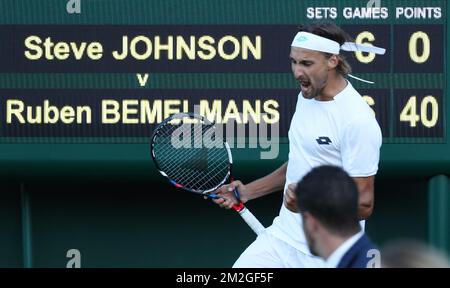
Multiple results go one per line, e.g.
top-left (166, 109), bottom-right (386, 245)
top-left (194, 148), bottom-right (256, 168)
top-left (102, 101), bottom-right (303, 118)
top-left (213, 23), bottom-right (384, 267)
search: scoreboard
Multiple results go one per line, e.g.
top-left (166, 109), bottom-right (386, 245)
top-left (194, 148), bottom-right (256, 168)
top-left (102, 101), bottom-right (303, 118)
top-left (0, 0), bottom-right (448, 179)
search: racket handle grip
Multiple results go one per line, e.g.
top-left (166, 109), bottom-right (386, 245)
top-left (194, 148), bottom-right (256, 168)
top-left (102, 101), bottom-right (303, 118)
top-left (207, 193), bottom-right (265, 235)
top-left (233, 187), bottom-right (241, 202)
top-left (237, 206), bottom-right (266, 235)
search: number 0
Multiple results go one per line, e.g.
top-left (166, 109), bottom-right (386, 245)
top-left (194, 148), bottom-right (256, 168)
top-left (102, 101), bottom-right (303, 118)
top-left (409, 31), bottom-right (430, 64)
top-left (421, 96), bottom-right (438, 128)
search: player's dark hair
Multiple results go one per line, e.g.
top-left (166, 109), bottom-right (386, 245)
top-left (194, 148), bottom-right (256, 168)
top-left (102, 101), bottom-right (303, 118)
top-left (298, 23), bottom-right (352, 77)
top-left (296, 165), bottom-right (361, 237)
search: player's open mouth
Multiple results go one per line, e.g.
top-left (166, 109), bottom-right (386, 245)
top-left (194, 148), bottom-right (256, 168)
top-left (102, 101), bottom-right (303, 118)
top-left (301, 81), bottom-right (311, 92)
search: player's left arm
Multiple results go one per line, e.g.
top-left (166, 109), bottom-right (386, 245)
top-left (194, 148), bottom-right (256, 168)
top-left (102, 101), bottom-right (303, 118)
top-left (353, 176), bottom-right (375, 220)
top-left (342, 114), bottom-right (382, 220)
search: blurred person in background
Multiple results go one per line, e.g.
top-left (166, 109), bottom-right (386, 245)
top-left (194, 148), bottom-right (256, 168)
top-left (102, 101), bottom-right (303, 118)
top-left (381, 239), bottom-right (450, 268)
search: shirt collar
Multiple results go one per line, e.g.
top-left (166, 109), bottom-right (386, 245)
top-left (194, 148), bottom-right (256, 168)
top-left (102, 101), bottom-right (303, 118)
top-left (325, 230), bottom-right (364, 268)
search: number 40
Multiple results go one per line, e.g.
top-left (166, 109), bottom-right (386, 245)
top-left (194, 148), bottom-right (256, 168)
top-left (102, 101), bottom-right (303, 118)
top-left (400, 96), bottom-right (438, 128)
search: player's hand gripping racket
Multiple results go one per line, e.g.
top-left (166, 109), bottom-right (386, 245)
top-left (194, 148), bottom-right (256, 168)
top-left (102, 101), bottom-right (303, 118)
top-left (150, 112), bottom-right (265, 235)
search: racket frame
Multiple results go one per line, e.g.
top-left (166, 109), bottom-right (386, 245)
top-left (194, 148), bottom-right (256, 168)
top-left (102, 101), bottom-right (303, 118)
top-left (150, 112), bottom-right (232, 195)
top-left (150, 112), bottom-right (265, 235)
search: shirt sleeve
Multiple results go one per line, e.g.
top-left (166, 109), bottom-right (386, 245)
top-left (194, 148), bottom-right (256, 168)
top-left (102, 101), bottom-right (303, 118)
top-left (341, 116), bottom-right (382, 177)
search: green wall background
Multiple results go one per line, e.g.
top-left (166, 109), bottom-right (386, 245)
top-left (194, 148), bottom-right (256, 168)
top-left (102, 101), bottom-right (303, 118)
top-left (0, 176), bottom-right (432, 268)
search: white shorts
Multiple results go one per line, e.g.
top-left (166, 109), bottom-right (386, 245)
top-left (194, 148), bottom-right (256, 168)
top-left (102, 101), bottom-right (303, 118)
top-left (233, 232), bottom-right (326, 268)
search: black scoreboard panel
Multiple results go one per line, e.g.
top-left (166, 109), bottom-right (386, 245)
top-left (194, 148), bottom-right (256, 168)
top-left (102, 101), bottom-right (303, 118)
top-left (344, 24), bottom-right (445, 141)
top-left (0, 0), bottom-right (448, 178)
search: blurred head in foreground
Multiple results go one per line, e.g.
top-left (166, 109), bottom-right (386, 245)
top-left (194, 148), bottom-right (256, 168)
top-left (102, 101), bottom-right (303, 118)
top-left (381, 239), bottom-right (450, 268)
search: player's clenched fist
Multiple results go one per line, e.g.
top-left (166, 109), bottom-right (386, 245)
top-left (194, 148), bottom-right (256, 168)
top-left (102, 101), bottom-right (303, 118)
top-left (284, 183), bottom-right (298, 212)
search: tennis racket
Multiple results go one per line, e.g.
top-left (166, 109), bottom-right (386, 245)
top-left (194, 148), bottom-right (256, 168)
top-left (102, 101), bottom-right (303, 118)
top-left (150, 112), bottom-right (265, 235)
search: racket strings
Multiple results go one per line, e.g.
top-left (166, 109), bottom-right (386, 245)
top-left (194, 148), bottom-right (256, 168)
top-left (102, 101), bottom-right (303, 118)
top-left (162, 149), bottom-right (228, 191)
top-left (156, 120), bottom-right (209, 161)
top-left (183, 150), bottom-right (229, 189)
top-left (153, 117), bottom-right (230, 192)
top-left (154, 122), bottom-right (204, 164)
top-left (170, 147), bottom-right (229, 190)
top-left (155, 125), bottom-right (213, 177)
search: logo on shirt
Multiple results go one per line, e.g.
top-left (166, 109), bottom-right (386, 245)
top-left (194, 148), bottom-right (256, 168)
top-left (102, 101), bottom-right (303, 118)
top-left (316, 136), bottom-right (332, 145)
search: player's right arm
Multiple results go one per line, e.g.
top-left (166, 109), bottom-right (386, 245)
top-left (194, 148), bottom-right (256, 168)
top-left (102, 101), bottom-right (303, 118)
top-left (212, 162), bottom-right (287, 209)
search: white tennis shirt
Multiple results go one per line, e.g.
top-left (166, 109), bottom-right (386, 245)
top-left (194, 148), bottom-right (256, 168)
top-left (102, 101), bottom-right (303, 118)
top-left (266, 81), bottom-right (382, 254)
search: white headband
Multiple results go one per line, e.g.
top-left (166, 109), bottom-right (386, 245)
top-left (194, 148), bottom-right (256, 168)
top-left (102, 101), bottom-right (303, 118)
top-left (291, 31), bottom-right (386, 84)
top-left (291, 32), bottom-right (386, 55)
